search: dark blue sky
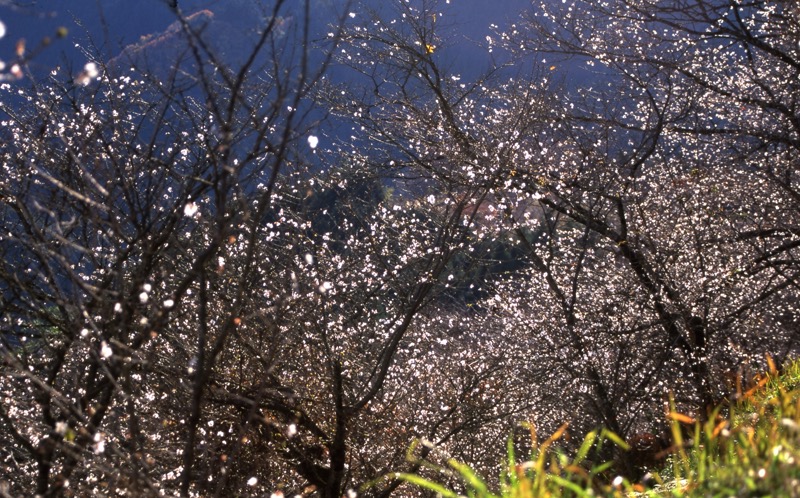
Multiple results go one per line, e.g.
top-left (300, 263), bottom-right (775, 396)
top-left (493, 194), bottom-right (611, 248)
top-left (0, 0), bottom-right (532, 79)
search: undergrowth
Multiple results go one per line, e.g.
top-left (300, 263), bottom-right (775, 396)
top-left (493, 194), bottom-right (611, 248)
top-left (386, 357), bottom-right (800, 497)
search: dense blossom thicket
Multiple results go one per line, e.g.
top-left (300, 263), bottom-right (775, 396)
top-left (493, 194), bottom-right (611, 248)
top-left (0, 0), bottom-right (797, 496)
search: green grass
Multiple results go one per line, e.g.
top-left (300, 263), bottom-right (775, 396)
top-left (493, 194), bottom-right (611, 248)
top-left (391, 357), bottom-right (800, 497)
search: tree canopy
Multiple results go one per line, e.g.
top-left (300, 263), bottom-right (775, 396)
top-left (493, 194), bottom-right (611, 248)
top-left (0, 0), bottom-right (797, 496)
